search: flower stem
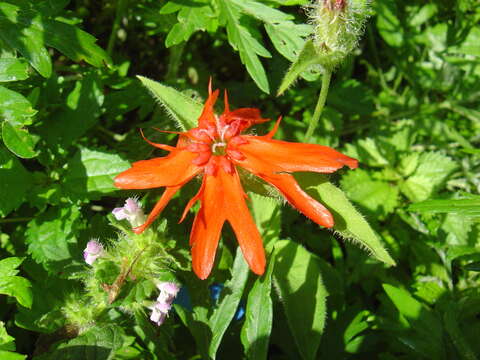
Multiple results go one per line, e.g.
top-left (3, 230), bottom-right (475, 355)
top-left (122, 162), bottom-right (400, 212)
top-left (304, 69), bottom-right (333, 143)
top-left (107, 0), bottom-right (128, 56)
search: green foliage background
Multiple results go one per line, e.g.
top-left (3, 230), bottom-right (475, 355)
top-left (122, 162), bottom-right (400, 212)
top-left (1, 0), bottom-right (479, 359)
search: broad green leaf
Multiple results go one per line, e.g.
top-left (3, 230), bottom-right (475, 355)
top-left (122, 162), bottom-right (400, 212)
top-left (408, 196), bottom-right (480, 216)
top-left (401, 152), bottom-right (457, 202)
top-left (63, 147), bottom-right (130, 201)
top-left (273, 239), bottom-right (327, 360)
top-left (250, 193), bottom-right (281, 249)
top-left (137, 75), bottom-right (203, 130)
top-left (0, 321), bottom-right (15, 349)
top-left (39, 73), bottom-right (104, 147)
top-left (341, 169), bottom-right (399, 216)
top-left (298, 173), bottom-right (396, 266)
top-left (265, 22), bottom-right (312, 62)
top-left (277, 39), bottom-right (319, 96)
top-left (0, 257), bottom-right (32, 308)
top-left (241, 252), bottom-right (275, 360)
top-left (208, 247), bottom-right (250, 358)
top-left (218, 0), bottom-right (271, 93)
top-left (1, 122), bottom-right (38, 158)
top-left (383, 284), bottom-right (445, 359)
top-left (44, 325), bottom-right (126, 360)
top-left (409, 4), bottom-right (438, 27)
top-left (0, 2), bottom-right (52, 77)
top-left (42, 19), bottom-right (111, 67)
top-left (0, 85), bottom-right (36, 126)
top-left (0, 58), bottom-right (29, 82)
top-left (450, 27), bottom-right (480, 57)
top-left (25, 206), bottom-right (81, 270)
top-left (0, 146), bottom-right (31, 216)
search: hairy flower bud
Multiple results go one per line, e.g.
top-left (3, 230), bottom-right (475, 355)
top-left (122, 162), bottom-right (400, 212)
top-left (306, 0), bottom-right (371, 69)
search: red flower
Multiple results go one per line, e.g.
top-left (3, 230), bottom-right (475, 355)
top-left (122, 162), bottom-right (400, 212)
top-left (114, 84), bottom-right (358, 279)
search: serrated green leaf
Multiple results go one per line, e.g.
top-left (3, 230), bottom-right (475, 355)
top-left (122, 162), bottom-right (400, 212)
top-left (0, 85), bottom-right (36, 126)
top-left (273, 239), bottom-right (327, 360)
top-left (0, 146), bottom-right (31, 216)
top-left (277, 39), bottom-right (319, 96)
top-left (0, 257), bottom-right (32, 308)
top-left (0, 2), bottom-right (52, 77)
top-left (298, 173), bottom-right (395, 266)
top-left (63, 147), bottom-right (130, 201)
top-left (208, 247), bottom-right (250, 358)
top-left (265, 22), bottom-right (312, 62)
top-left (44, 325), bottom-right (126, 360)
top-left (401, 152), bottom-right (457, 202)
top-left (241, 252), bottom-right (275, 360)
top-left (25, 206), bottom-right (81, 270)
top-left (0, 58), bottom-right (29, 82)
top-left (1, 122), bottom-right (38, 158)
top-left (137, 75), bottom-right (203, 130)
top-left (341, 169), bottom-right (399, 216)
top-left (218, 0), bottom-right (271, 93)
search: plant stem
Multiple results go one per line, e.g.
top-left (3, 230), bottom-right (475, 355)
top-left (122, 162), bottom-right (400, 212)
top-left (304, 69), bottom-right (332, 143)
top-left (165, 43), bottom-right (186, 83)
top-left (107, 0), bottom-right (128, 56)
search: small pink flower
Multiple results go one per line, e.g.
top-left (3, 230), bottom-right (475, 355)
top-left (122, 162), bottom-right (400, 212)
top-left (83, 239), bottom-right (104, 265)
top-left (157, 282), bottom-right (180, 298)
top-left (149, 301), bottom-right (172, 326)
top-left (112, 197), bottom-right (146, 227)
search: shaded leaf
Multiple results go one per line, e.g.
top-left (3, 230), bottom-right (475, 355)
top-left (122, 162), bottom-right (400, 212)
top-left (274, 239), bottom-right (327, 360)
top-left (1, 121), bottom-right (38, 158)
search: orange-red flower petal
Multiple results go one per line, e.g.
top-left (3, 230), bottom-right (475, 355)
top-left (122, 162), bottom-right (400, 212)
top-left (114, 150), bottom-right (201, 189)
top-left (239, 136), bottom-right (358, 174)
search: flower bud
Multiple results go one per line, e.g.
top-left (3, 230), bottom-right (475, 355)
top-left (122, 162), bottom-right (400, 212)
top-left (83, 239), bottom-right (104, 265)
top-left (112, 197), bottom-right (146, 228)
top-left (307, 0), bottom-right (371, 69)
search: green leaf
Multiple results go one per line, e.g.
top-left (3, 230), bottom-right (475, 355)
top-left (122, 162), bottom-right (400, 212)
top-left (63, 147), bottom-right (130, 201)
top-left (375, 0), bottom-right (404, 47)
top-left (137, 75), bottom-right (203, 130)
top-left (42, 19), bottom-right (111, 67)
top-left (25, 206), bottom-right (82, 271)
top-left (266, 22), bottom-right (311, 62)
top-left (208, 247), bottom-right (250, 358)
top-left (0, 58), bottom-right (29, 82)
top-left (408, 195), bottom-right (480, 216)
top-left (0, 350), bottom-right (26, 360)
top-left (44, 325), bottom-right (126, 360)
top-left (0, 146), bottom-right (31, 216)
top-left (218, 0), bottom-right (271, 93)
top-left (1, 122), bottom-right (38, 158)
top-left (241, 252), bottom-right (275, 360)
top-left (164, 0), bottom-right (217, 48)
top-left (277, 39), bottom-right (320, 96)
top-left (401, 152), bottom-right (457, 202)
top-left (39, 73), bottom-right (104, 147)
top-left (0, 2), bottom-right (52, 77)
top-left (273, 239), bottom-right (327, 360)
top-left (0, 257), bottom-right (32, 308)
top-left (383, 284), bottom-right (445, 359)
top-left (341, 169), bottom-right (399, 216)
top-left (0, 85), bottom-right (36, 126)
top-left (298, 173), bottom-right (396, 266)
top-left (443, 303), bottom-right (478, 360)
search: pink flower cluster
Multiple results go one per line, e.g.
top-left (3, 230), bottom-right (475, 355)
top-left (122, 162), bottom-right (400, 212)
top-left (149, 282), bottom-right (180, 326)
top-left (83, 239), bottom-right (104, 265)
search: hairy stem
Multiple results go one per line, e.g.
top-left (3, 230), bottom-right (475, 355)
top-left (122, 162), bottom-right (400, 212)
top-left (304, 69), bottom-right (332, 143)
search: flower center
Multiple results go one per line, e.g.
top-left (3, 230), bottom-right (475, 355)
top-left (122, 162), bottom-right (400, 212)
top-left (211, 141), bottom-right (227, 156)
